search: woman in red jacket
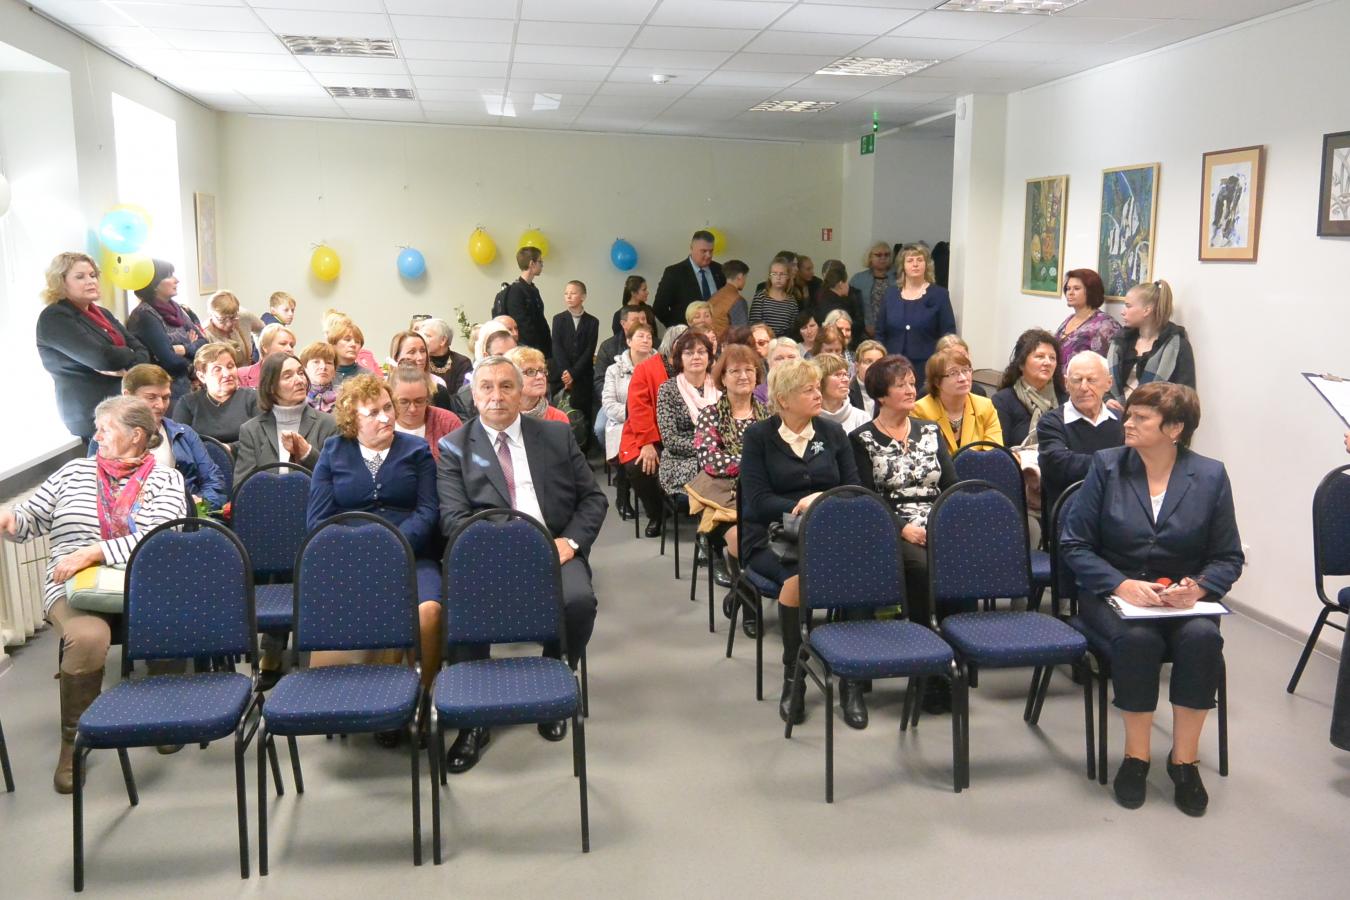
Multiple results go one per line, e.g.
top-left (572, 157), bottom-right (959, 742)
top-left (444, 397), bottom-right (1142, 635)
top-left (618, 325), bottom-right (686, 537)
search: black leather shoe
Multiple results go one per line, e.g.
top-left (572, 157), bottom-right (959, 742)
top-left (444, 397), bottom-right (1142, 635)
top-left (1167, 752), bottom-right (1208, 817)
top-left (644, 519), bottom-right (662, 538)
top-left (373, 729), bottom-right (402, 748)
top-left (741, 607), bottom-right (758, 638)
top-left (537, 720), bottom-right (568, 742)
top-left (779, 672), bottom-right (806, 725)
top-left (616, 495), bottom-right (634, 521)
top-left (445, 727), bottom-right (491, 774)
top-left (921, 677), bottom-right (952, 715)
top-left (722, 592), bottom-right (736, 620)
top-left (839, 680), bottom-right (868, 730)
top-left (257, 668), bottom-right (282, 692)
top-left (713, 556), bottom-right (732, 587)
top-left (1113, 756), bottom-right (1150, 809)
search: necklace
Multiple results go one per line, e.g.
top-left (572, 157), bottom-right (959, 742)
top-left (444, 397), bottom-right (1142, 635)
top-left (876, 417), bottom-right (910, 444)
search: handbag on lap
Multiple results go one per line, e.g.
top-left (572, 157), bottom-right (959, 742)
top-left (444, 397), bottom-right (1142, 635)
top-left (64, 565), bottom-right (126, 614)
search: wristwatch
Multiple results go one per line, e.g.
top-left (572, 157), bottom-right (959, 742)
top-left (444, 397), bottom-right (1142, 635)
top-left (564, 538), bottom-right (579, 552)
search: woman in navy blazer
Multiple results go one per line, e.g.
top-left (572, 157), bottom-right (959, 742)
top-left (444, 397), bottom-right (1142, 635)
top-left (1061, 382), bottom-right (1244, 817)
top-left (307, 374), bottom-right (443, 693)
top-left (874, 245), bottom-right (956, 393)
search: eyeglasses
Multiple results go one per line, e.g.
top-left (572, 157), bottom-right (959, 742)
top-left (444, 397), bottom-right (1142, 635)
top-left (943, 367), bottom-right (973, 380)
top-left (395, 397), bottom-right (428, 409)
top-left (214, 314), bottom-right (239, 324)
top-left (521, 367), bottom-right (547, 378)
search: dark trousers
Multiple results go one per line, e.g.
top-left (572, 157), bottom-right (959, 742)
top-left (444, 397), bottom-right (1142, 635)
top-left (900, 540), bottom-right (933, 627)
top-left (1078, 592), bottom-right (1224, 713)
top-left (625, 460), bottom-right (664, 521)
top-left (449, 557), bottom-right (597, 669)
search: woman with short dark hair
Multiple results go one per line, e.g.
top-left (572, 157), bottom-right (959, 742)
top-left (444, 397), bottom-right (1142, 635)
top-left (173, 342), bottom-right (259, 446)
top-left (655, 331), bottom-right (720, 496)
top-left (991, 329), bottom-right (1067, 449)
top-left (126, 260), bottom-right (209, 403)
top-left (234, 352), bottom-right (338, 486)
top-left (1055, 268), bottom-right (1120, 364)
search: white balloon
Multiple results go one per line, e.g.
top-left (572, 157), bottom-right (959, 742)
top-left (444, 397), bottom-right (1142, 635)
top-left (0, 173), bottom-right (10, 217)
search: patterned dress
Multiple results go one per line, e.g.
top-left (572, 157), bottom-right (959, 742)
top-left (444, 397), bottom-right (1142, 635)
top-left (851, 418), bottom-right (954, 527)
top-left (1055, 309), bottom-right (1121, 364)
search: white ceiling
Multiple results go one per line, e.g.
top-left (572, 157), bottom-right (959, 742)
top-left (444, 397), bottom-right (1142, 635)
top-left (28, 0), bottom-right (1309, 142)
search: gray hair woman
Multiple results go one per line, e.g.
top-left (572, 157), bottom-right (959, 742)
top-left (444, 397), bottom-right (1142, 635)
top-left (0, 396), bottom-right (186, 793)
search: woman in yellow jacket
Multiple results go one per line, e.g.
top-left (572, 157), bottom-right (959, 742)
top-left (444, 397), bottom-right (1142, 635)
top-left (912, 344), bottom-right (1004, 453)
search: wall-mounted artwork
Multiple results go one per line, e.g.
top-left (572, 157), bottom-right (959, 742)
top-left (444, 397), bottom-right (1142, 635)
top-left (1021, 175), bottom-right (1068, 296)
top-left (194, 192), bottom-right (217, 294)
top-left (1317, 130), bottom-right (1350, 237)
top-left (1199, 145), bottom-right (1265, 261)
top-left (1098, 163), bottom-right (1160, 300)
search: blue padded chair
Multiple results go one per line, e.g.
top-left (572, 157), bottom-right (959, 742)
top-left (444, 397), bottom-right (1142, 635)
top-left (0, 714), bottom-right (12, 792)
top-left (430, 509), bottom-right (588, 863)
top-left (257, 512), bottom-right (423, 874)
top-left (231, 463), bottom-right (312, 653)
top-left (1045, 482), bottom-right (1098, 780)
top-left (787, 487), bottom-right (964, 801)
top-left (725, 479), bottom-right (780, 701)
top-left (953, 441), bottom-right (1052, 600)
top-left (72, 518), bottom-right (262, 892)
top-left (926, 480), bottom-right (1089, 789)
top-left (1288, 464), bottom-right (1350, 694)
top-left (201, 434), bottom-right (236, 497)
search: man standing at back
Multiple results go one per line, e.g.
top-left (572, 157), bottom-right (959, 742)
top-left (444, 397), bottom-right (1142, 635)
top-left (504, 247), bottom-right (552, 360)
top-left (653, 230), bottom-right (725, 328)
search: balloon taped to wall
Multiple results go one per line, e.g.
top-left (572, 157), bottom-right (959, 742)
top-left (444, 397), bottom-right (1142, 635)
top-left (103, 250), bottom-right (154, 291)
top-left (98, 208), bottom-right (149, 254)
top-left (518, 228), bottom-right (549, 258)
top-left (610, 238), bottom-right (638, 271)
top-left (706, 226), bottom-right (727, 257)
top-left (311, 244), bottom-right (341, 281)
top-left (397, 247), bottom-right (426, 279)
top-left (468, 228), bottom-right (497, 266)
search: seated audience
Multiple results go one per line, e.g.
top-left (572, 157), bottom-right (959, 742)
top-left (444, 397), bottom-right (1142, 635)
top-left (811, 325), bottom-right (848, 363)
top-left (795, 310), bottom-right (819, 356)
top-left (820, 310), bottom-right (857, 365)
top-left (1106, 279), bottom-right (1196, 408)
top-left (740, 358), bottom-right (861, 725)
top-left (814, 267), bottom-right (865, 348)
top-left (1055, 268), bottom-right (1120, 364)
top-left (913, 345), bottom-right (1004, 454)
top-left (307, 374), bottom-right (443, 703)
top-left (749, 258), bottom-right (799, 338)
top-left (126, 259), bottom-right (208, 403)
top-left (816, 353), bottom-right (870, 435)
top-left (172, 342), bottom-right (259, 447)
top-left (323, 308), bottom-right (382, 372)
top-left (593, 307), bottom-right (642, 448)
top-left (619, 326), bottom-right (686, 537)
top-left (414, 316), bottom-right (473, 393)
top-left (1037, 351), bottom-right (1124, 527)
top-left (326, 315), bottom-right (376, 387)
top-left (36, 251), bottom-right (150, 442)
top-left (390, 329), bottom-right (454, 410)
top-left (933, 334), bottom-right (990, 397)
top-left (454, 324), bottom-right (517, 420)
top-left (1060, 383), bottom-right (1243, 817)
top-left (992, 329), bottom-right (1067, 449)
top-left (850, 339), bottom-right (887, 415)
top-left (237, 323), bottom-right (296, 388)
top-left (602, 318), bottom-right (656, 520)
top-left (435, 354), bottom-right (607, 772)
top-left (0, 396), bottom-right (186, 793)
top-left (389, 363), bottom-right (462, 461)
top-left (202, 290), bottom-right (259, 367)
top-left (685, 300), bottom-right (714, 336)
top-left (506, 346), bottom-right (570, 424)
top-left (750, 323), bottom-right (774, 360)
top-left (611, 274), bottom-right (661, 340)
top-left (875, 244), bottom-right (956, 393)
top-left (755, 337), bottom-right (802, 405)
top-left (300, 341), bottom-right (338, 413)
top-left (260, 290), bottom-right (296, 328)
top-left (708, 259), bottom-right (750, 335)
top-left (655, 331), bottom-right (720, 496)
top-left (234, 352), bottom-right (339, 485)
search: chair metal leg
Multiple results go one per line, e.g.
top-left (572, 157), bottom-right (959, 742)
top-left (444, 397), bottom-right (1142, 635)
top-left (1287, 607), bottom-right (1332, 694)
top-left (754, 594), bottom-right (764, 702)
top-left (286, 735), bottom-right (304, 794)
top-left (1023, 667), bottom-right (1043, 722)
top-left (672, 502), bottom-right (681, 580)
top-left (576, 712), bottom-right (590, 853)
top-left (1030, 665), bottom-right (1053, 725)
top-left (959, 669), bottom-right (971, 790)
top-left (949, 669), bottom-right (963, 793)
top-left (689, 537), bottom-right (700, 601)
top-left (900, 677), bottom-right (916, 733)
top-left (73, 746), bottom-right (87, 892)
top-left (267, 736), bottom-right (284, 796)
top-left (430, 713), bottom-right (443, 865)
top-left (706, 547), bottom-right (716, 633)
top-left (1082, 662), bottom-right (1097, 781)
top-left (910, 677), bottom-right (924, 728)
top-left (1218, 658), bottom-right (1229, 777)
top-left (824, 674), bottom-right (835, 803)
top-left (409, 718), bottom-right (422, 866)
top-left (257, 731), bottom-right (269, 877)
top-left (0, 718), bottom-right (13, 792)
top-left (1097, 667), bottom-right (1109, 785)
top-left (580, 653), bottom-right (589, 718)
top-left (234, 735), bottom-right (250, 879)
top-left (117, 748), bottom-right (138, 806)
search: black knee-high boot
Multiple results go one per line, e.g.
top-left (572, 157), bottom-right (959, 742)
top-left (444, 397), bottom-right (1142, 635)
top-left (779, 603), bottom-right (806, 725)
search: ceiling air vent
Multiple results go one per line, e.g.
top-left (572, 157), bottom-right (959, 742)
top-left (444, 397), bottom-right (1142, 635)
top-left (280, 35), bottom-right (398, 57)
top-left (749, 99), bottom-right (837, 113)
top-left (937, 0), bottom-right (1086, 13)
top-left (326, 86), bottom-right (416, 100)
top-left (816, 57), bottom-right (940, 78)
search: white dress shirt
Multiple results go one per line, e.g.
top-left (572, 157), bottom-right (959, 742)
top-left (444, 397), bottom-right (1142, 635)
top-left (478, 416), bottom-right (546, 527)
top-left (1063, 400), bottom-right (1117, 427)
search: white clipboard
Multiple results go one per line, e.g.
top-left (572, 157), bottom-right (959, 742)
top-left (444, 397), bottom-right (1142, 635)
top-left (1303, 372), bottom-right (1350, 428)
top-left (1106, 595), bottom-right (1232, 620)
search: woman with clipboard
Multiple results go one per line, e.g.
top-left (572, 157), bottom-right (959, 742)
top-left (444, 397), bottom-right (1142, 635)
top-left (1061, 382), bottom-right (1245, 817)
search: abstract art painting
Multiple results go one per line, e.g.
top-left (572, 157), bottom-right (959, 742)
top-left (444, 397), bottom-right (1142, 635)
top-left (194, 192), bottom-right (218, 293)
top-left (1022, 175), bottom-right (1068, 296)
top-left (1098, 163), bottom-right (1160, 300)
top-left (1200, 145), bottom-right (1265, 261)
top-left (1317, 130), bottom-right (1350, 237)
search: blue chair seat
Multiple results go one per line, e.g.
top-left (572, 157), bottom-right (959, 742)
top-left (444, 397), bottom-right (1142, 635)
top-left (255, 583), bottom-right (293, 630)
top-left (745, 569), bottom-right (782, 600)
top-left (1067, 615), bottom-right (1111, 656)
top-left (264, 665), bottom-right (418, 735)
top-left (942, 611), bottom-right (1087, 668)
top-left (810, 621), bottom-right (953, 679)
top-left (434, 657), bottom-right (578, 727)
top-left (79, 672), bottom-right (252, 749)
top-left (1030, 549), bottom-right (1051, 585)
top-left (1339, 586), bottom-right (1350, 609)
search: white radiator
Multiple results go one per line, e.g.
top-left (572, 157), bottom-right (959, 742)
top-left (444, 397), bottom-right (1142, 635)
top-left (0, 486), bottom-right (51, 658)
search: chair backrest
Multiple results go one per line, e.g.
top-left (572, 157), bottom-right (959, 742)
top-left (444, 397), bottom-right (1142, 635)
top-left (1047, 480), bottom-right (1084, 613)
top-left (927, 480), bottom-right (1032, 607)
top-left (441, 509), bottom-right (565, 651)
top-left (972, 368), bottom-right (1002, 395)
top-left (231, 463), bottom-right (313, 580)
top-left (200, 435), bottom-right (235, 495)
top-left (952, 441), bottom-right (1024, 512)
top-left (1313, 464), bottom-right (1350, 580)
top-left (799, 486), bottom-right (904, 614)
top-left (122, 518), bottom-right (255, 672)
top-left (293, 512), bottom-right (418, 653)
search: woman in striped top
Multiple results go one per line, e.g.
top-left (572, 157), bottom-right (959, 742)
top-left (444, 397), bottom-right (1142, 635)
top-left (748, 259), bottom-right (801, 338)
top-left (0, 396), bottom-right (186, 793)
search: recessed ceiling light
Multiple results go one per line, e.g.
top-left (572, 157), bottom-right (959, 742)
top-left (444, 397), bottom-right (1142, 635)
top-left (326, 86), bottom-right (415, 100)
top-left (280, 35), bottom-right (398, 57)
top-left (937, 0), bottom-right (1086, 13)
top-left (651, 73), bottom-right (676, 84)
top-left (816, 57), bottom-right (940, 77)
top-left (749, 99), bottom-right (838, 113)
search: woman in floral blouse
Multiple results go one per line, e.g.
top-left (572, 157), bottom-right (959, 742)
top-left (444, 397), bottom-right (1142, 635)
top-left (1054, 268), bottom-right (1120, 364)
top-left (692, 343), bottom-right (769, 559)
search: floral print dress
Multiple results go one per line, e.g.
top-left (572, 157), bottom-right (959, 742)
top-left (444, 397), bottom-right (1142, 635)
top-left (1055, 309), bottom-right (1121, 364)
top-left (851, 418), bottom-right (955, 527)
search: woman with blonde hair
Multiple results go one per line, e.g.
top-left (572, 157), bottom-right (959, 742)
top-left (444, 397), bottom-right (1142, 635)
top-left (1105, 279), bottom-right (1195, 410)
top-left (237, 323), bottom-right (297, 388)
top-left (325, 315), bottom-right (377, 388)
top-left (203, 290), bottom-right (258, 367)
top-left (849, 241), bottom-right (897, 336)
top-left (875, 243), bottom-right (956, 394)
top-left (322, 308), bottom-right (380, 372)
top-left (505, 346), bottom-right (570, 423)
top-left (748, 258), bottom-right (800, 338)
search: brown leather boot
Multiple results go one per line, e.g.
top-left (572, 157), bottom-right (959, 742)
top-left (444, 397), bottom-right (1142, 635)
top-left (55, 671), bottom-right (103, 794)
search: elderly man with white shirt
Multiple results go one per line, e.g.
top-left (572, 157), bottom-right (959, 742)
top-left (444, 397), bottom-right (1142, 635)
top-left (1036, 350), bottom-right (1126, 528)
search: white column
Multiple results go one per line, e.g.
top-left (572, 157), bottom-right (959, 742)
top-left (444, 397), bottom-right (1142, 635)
top-left (948, 93), bottom-right (1007, 369)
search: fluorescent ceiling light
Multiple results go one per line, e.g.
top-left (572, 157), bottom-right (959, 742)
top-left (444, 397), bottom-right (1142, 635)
top-left (749, 99), bottom-right (837, 113)
top-left (937, 0), bottom-right (1086, 12)
top-left (280, 35), bottom-right (398, 57)
top-left (482, 93), bottom-right (516, 117)
top-left (325, 86), bottom-right (415, 99)
top-left (532, 93), bottom-right (561, 112)
top-left (816, 57), bottom-right (939, 77)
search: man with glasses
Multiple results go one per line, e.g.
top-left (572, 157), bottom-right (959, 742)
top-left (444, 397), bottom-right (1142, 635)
top-left (1037, 350), bottom-right (1124, 527)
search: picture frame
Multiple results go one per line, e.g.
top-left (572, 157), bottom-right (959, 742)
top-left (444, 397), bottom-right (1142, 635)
top-left (1098, 162), bottom-right (1161, 300)
top-left (194, 192), bottom-right (218, 294)
top-left (1199, 145), bottom-right (1265, 261)
top-left (1317, 130), bottom-right (1350, 237)
top-left (1021, 175), bottom-right (1068, 296)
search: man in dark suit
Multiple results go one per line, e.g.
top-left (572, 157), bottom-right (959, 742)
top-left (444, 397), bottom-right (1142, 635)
top-left (653, 230), bottom-right (725, 328)
top-left (550, 280), bottom-right (600, 449)
top-left (1037, 350), bottom-right (1125, 530)
top-left (436, 354), bottom-right (607, 772)
top-left (502, 247), bottom-right (552, 359)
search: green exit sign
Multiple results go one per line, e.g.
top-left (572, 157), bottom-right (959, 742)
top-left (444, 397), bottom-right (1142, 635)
top-left (860, 133), bottom-right (875, 155)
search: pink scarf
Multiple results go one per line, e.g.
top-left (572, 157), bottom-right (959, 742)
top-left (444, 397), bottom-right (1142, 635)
top-left (95, 454), bottom-right (156, 540)
top-left (675, 373), bottom-right (721, 425)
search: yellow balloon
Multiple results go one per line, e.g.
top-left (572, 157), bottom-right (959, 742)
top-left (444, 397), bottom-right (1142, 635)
top-left (103, 251), bottom-right (154, 291)
top-left (518, 228), bottom-right (549, 258)
top-left (311, 245), bottom-right (341, 281)
top-left (706, 226), bottom-right (727, 257)
top-left (468, 228), bottom-right (497, 266)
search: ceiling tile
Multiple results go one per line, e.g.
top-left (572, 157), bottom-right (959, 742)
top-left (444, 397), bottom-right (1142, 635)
top-left (854, 36), bottom-right (987, 59)
top-left (742, 31), bottom-right (871, 56)
top-left (408, 59), bottom-right (509, 78)
top-left (385, 0), bottom-right (518, 17)
top-left (116, 3), bottom-right (264, 32)
top-left (514, 44), bottom-right (624, 65)
top-left (631, 25), bottom-right (758, 51)
top-left (774, 3), bottom-right (923, 35)
top-left (1057, 0), bottom-right (1299, 17)
top-left (412, 74), bottom-right (507, 91)
top-left (251, 9), bottom-right (391, 38)
top-left (721, 52), bottom-right (837, 74)
top-left (889, 11), bottom-right (1038, 42)
top-left (397, 40), bottom-right (512, 61)
top-left (246, 0), bottom-right (385, 12)
top-left (1114, 19), bottom-right (1224, 47)
top-left (510, 63), bottom-right (616, 81)
top-left (619, 48), bottom-right (731, 69)
top-left (922, 58), bottom-right (1043, 78)
top-left (29, 1), bottom-right (141, 27)
top-left (784, 75), bottom-right (886, 99)
top-left (571, 112), bottom-right (657, 131)
top-left (594, 80), bottom-right (689, 96)
top-left (515, 21), bottom-right (640, 47)
top-left (604, 67), bottom-right (709, 84)
top-left (957, 41), bottom-right (1099, 64)
top-left (316, 73), bottom-right (414, 90)
top-left (157, 29), bottom-right (287, 53)
top-left (520, 0), bottom-right (659, 25)
top-left (507, 78), bottom-right (601, 95)
top-left (72, 25), bottom-right (170, 50)
top-left (390, 15), bottom-right (515, 42)
top-left (700, 70), bottom-right (803, 88)
top-left (681, 84), bottom-right (771, 101)
top-left (648, 0), bottom-right (792, 30)
top-left (582, 95), bottom-right (672, 111)
top-left (298, 56), bottom-right (411, 75)
top-left (180, 51), bottom-right (304, 71)
top-left (417, 88), bottom-right (498, 102)
top-left (1004, 17), bottom-right (1160, 44)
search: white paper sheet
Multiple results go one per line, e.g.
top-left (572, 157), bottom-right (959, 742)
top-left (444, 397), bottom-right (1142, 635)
top-left (1106, 596), bottom-right (1232, 619)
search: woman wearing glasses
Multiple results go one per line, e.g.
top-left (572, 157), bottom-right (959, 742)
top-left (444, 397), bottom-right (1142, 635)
top-left (874, 244), bottom-right (956, 394)
top-left (505, 346), bottom-right (571, 423)
top-left (912, 344), bottom-right (1004, 454)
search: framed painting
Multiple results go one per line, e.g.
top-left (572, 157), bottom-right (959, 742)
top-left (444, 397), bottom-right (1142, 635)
top-left (194, 192), bottom-right (218, 293)
top-left (1317, 130), bottom-right (1350, 237)
top-left (1098, 163), bottom-right (1161, 300)
top-left (1021, 175), bottom-right (1068, 296)
top-left (1199, 145), bottom-right (1265, 261)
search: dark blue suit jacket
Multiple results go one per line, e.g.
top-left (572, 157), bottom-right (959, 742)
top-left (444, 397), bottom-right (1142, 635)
top-left (1060, 446), bottom-right (1244, 599)
top-left (307, 432), bottom-right (439, 558)
top-left (874, 284), bottom-right (956, 376)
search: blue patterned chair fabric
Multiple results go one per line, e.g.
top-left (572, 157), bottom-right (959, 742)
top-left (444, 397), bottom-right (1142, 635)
top-left (443, 517), bottom-right (563, 647)
top-left (929, 485), bottom-right (1031, 604)
top-left (294, 520), bottom-right (416, 652)
top-left (203, 437), bottom-right (235, 495)
top-left (809, 621), bottom-right (953, 679)
top-left (434, 657), bottom-right (578, 727)
top-left (264, 664), bottom-right (420, 735)
top-left (232, 468), bottom-right (312, 580)
top-left (80, 673), bottom-right (253, 748)
top-left (800, 492), bottom-right (903, 613)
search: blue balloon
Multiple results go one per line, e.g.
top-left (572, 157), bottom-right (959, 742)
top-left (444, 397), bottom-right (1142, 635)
top-left (610, 238), bottom-right (638, 271)
top-left (397, 247), bottom-right (426, 279)
top-left (98, 209), bottom-right (148, 254)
